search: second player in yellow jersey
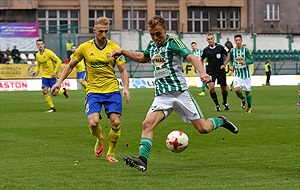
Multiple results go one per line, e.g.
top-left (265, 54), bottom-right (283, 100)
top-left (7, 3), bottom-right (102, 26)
top-left (32, 39), bottom-right (69, 113)
top-left (51, 16), bottom-right (131, 163)
top-left (70, 45), bottom-right (87, 89)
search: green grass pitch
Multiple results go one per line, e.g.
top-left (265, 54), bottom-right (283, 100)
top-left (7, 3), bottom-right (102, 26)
top-left (0, 86), bottom-right (299, 189)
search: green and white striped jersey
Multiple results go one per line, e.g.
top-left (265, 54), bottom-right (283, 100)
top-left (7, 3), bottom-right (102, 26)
top-left (229, 47), bottom-right (254, 78)
top-left (192, 49), bottom-right (202, 60)
top-left (143, 34), bottom-right (191, 96)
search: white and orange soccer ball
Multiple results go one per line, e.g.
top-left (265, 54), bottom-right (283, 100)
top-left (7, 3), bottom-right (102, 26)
top-left (166, 130), bottom-right (189, 153)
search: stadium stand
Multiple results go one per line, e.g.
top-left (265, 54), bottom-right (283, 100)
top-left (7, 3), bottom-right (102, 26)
top-left (253, 49), bottom-right (300, 62)
top-left (20, 53), bottom-right (27, 60)
top-left (28, 53), bottom-right (35, 61)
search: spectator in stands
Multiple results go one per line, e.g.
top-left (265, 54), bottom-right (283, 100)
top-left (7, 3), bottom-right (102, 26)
top-left (11, 45), bottom-right (20, 61)
top-left (2, 54), bottom-right (9, 64)
top-left (65, 40), bottom-right (74, 60)
top-left (5, 47), bottom-right (11, 56)
top-left (7, 55), bottom-right (14, 64)
top-left (22, 59), bottom-right (29, 64)
top-left (264, 59), bottom-right (272, 85)
top-left (224, 38), bottom-right (233, 51)
top-left (0, 51), bottom-right (4, 63)
top-left (14, 54), bottom-right (22, 63)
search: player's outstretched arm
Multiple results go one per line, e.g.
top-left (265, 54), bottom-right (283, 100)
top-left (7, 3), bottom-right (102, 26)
top-left (112, 50), bottom-right (150, 63)
top-left (117, 64), bottom-right (132, 103)
top-left (186, 54), bottom-right (211, 83)
top-left (51, 59), bottom-right (78, 96)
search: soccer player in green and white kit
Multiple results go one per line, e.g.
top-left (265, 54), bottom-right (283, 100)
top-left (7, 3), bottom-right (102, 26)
top-left (111, 15), bottom-right (239, 172)
top-left (229, 34), bottom-right (254, 113)
top-left (191, 42), bottom-right (208, 96)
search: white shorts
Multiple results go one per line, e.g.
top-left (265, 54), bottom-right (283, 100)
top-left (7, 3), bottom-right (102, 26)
top-left (233, 77), bottom-right (251, 91)
top-left (147, 90), bottom-right (204, 123)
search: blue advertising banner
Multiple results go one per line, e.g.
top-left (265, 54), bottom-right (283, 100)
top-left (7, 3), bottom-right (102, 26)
top-left (0, 23), bottom-right (39, 37)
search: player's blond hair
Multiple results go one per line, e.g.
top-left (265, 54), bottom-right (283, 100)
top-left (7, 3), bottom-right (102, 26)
top-left (94, 16), bottom-right (110, 26)
top-left (147, 15), bottom-right (166, 29)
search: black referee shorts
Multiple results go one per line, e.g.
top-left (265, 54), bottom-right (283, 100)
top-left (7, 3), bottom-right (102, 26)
top-left (207, 69), bottom-right (227, 86)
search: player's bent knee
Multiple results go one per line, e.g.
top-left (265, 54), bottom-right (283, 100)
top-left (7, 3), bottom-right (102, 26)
top-left (142, 120), bottom-right (155, 132)
top-left (89, 124), bottom-right (98, 130)
top-left (110, 120), bottom-right (120, 128)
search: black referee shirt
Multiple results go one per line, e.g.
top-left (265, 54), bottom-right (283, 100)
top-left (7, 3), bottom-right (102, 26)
top-left (201, 43), bottom-right (228, 70)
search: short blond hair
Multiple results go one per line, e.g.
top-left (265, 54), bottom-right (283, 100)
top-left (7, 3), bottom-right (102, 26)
top-left (94, 16), bottom-right (110, 26)
top-left (147, 15), bottom-right (166, 29)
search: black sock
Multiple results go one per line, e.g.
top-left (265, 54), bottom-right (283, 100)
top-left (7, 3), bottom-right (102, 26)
top-left (210, 92), bottom-right (219, 106)
top-left (222, 91), bottom-right (228, 105)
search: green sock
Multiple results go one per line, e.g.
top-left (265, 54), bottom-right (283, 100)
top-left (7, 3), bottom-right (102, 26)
top-left (201, 82), bottom-right (206, 92)
top-left (246, 93), bottom-right (252, 108)
top-left (236, 91), bottom-right (245, 100)
top-left (139, 138), bottom-right (153, 160)
top-left (208, 118), bottom-right (223, 130)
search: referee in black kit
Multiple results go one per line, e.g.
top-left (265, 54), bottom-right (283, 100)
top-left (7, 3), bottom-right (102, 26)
top-left (201, 33), bottom-right (230, 112)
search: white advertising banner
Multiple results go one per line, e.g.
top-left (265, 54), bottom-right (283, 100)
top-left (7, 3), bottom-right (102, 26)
top-left (185, 75), bottom-right (300, 87)
top-left (0, 79), bottom-right (78, 91)
top-left (0, 37), bottom-right (39, 52)
top-left (0, 75), bottom-right (299, 91)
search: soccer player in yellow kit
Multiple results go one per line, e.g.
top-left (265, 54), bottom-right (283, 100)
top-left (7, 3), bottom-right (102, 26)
top-left (70, 45), bottom-right (87, 89)
top-left (51, 17), bottom-right (131, 163)
top-left (32, 39), bottom-right (68, 113)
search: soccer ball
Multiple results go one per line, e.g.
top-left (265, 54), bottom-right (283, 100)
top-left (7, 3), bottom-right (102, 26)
top-left (166, 130), bottom-right (189, 153)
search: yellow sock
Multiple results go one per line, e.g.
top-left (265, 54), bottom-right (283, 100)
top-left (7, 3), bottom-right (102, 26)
top-left (82, 81), bottom-right (87, 89)
top-left (44, 94), bottom-right (54, 108)
top-left (57, 89), bottom-right (64, 95)
top-left (89, 124), bottom-right (103, 140)
top-left (107, 125), bottom-right (121, 155)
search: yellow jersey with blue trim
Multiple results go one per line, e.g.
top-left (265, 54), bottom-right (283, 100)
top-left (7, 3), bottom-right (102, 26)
top-left (73, 39), bottom-right (126, 94)
top-left (70, 53), bottom-right (85, 72)
top-left (34, 49), bottom-right (62, 78)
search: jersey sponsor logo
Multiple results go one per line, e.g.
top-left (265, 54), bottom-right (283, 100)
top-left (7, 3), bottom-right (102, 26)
top-left (151, 54), bottom-right (165, 67)
top-left (216, 53), bottom-right (221, 59)
top-left (234, 55), bottom-right (246, 68)
top-left (235, 56), bottom-right (244, 63)
top-left (154, 68), bottom-right (170, 79)
top-left (91, 61), bottom-right (109, 68)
